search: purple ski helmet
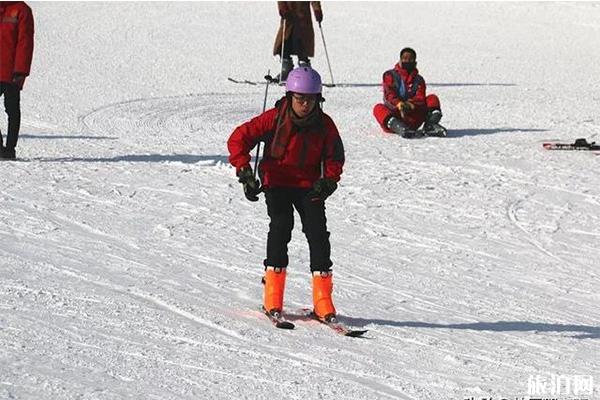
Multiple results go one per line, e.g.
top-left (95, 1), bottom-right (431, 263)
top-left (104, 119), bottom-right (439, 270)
top-left (285, 67), bottom-right (322, 94)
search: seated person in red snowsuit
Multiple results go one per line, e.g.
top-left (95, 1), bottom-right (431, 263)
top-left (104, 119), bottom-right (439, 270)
top-left (373, 47), bottom-right (446, 138)
top-left (227, 67), bottom-right (345, 324)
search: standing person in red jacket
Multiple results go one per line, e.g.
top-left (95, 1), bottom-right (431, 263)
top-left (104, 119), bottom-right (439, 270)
top-left (0, 1), bottom-right (34, 160)
top-left (273, 1), bottom-right (322, 82)
top-left (227, 67), bottom-right (344, 323)
top-left (373, 47), bottom-right (446, 138)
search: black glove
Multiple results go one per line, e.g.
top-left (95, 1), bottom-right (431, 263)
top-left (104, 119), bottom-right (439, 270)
top-left (12, 73), bottom-right (26, 89)
top-left (237, 167), bottom-right (261, 202)
top-left (308, 178), bottom-right (337, 201)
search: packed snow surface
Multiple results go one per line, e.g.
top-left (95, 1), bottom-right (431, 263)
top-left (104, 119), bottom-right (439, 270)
top-left (1, 2), bottom-right (599, 399)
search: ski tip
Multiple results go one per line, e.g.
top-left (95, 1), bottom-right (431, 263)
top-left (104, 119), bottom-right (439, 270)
top-left (275, 321), bottom-right (295, 329)
top-left (344, 329), bottom-right (368, 338)
top-left (261, 306), bottom-right (295, 329)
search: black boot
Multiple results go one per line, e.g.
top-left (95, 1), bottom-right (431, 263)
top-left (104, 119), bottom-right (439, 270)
top-left (423, 110), bottom-right (447, 137)
top-left (0, 147), bottom-right (16, 160)
top-left (387, 117), bottom-right (420, 138)
top-left (387, 117), bottom-right (408, 135)
top-left (274, 57), bottom-right (294, 83)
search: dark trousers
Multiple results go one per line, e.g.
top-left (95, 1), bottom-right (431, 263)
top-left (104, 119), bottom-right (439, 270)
top-left (279, 35), bottom-right (309, 63)
top-left (264, 187), bottom-right (332, 272)
top-left (0, 83), bottom-right (21, 150)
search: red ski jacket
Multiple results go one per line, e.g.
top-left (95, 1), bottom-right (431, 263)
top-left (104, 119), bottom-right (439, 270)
top-left (382, 63), bottom-right (426, 111)
top-left (228, 98), bottom-right (345, 189)
top-left (0, 1), bottom-right (34, 85)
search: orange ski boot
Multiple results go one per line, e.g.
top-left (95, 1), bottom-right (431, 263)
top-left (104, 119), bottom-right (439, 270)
top-left (312, 271), bottom-right (336, 321)
top-left (262, 267), bottom-right (287, 314)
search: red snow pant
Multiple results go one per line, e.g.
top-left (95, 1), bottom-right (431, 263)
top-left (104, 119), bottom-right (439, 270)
top-left (373, 94), bottom-right (441, 132)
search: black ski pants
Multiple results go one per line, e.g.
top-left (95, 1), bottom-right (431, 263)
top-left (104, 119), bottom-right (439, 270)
top-left (0, 82), bottom-right (21, 150)
top-left (279, 35), bottom-right (310, 63)
top-left (264, 187), bottom-right (332, 272)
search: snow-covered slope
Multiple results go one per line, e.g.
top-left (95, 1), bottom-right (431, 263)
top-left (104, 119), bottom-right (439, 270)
top-left (1, 2), bottom-right (599, 399)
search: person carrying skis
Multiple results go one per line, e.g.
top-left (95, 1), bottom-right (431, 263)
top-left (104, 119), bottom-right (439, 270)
top-left (273, 1), bottom-right (322, 82)
top-left (0, 1), bottom-right (34, 160)
top-left (373, 47), bottom-right (446, 138)
top-left (227, 66), bottom-right (344, 323)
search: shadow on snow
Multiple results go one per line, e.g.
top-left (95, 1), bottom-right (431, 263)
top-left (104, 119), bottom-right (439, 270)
top-left (447, 128), bottom-right (548, 138)
top-left (36, 154), bottom-right (229, 164)
top-left (338, 317), bottom-right (600, 339)
top-left (326, 82), bottom-right (516, 88)
top-left (21, 133), bottom-right (118, 140)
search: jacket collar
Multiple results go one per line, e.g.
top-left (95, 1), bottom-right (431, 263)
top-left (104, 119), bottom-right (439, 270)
top-left (394, 62), bottom-right (420, 80)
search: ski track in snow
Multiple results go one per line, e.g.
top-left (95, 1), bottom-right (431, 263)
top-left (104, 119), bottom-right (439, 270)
top-left (1, 3), bottom-right (600, 400)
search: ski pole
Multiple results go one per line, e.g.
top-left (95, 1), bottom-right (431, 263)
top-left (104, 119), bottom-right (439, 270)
top-left (318, 22), bottom-right (335, 87)
top-left (253, 70), bottom-right (271, 180)
top-left (279, 19), bottom-right (286, 82)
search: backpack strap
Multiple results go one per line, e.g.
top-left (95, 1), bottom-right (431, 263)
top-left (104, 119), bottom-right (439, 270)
top-left (388, 69), bottom-right (424, 101)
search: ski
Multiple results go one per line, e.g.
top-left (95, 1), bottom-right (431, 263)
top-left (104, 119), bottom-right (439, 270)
top-left (302, 309), bottom-right (368, 337)
top-left (423, 124), bottom-right (448, 137)
top-left (405, 129), bottom-right (427, 139)
top-left (543, 138), bottom-right (600, 151)
top-left (318, 317), bottom-right (368, 337)
top-left (227, 77), bottom-right (261, 86)
top-left (393, 129), bottom-right (447, 139)
top-left (227, 77), bottom-right (335, 88)
top-left (227, 76), bottom-right (279, 86)
top-left (261, 306), bottom-right (295, 330)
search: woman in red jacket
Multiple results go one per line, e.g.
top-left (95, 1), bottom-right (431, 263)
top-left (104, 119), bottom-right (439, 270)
top-left (0, 1), bottom-right (34, 160)
top-left (373, 47), bottom-right (446, 138)
top-left (227, 67), bottom-right (344, 323)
